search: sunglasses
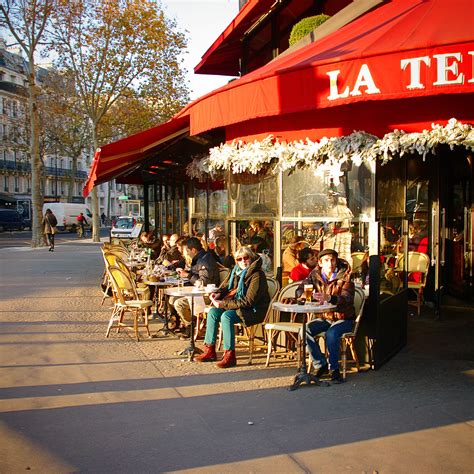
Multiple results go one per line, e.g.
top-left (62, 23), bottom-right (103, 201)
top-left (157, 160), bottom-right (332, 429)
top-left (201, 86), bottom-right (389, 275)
top-left (236, 256), bottom-right (251, 262)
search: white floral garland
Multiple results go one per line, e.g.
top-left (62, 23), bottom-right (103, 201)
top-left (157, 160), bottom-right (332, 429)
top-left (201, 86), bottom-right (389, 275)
top-left (186, 118), bottom-right (474, 180)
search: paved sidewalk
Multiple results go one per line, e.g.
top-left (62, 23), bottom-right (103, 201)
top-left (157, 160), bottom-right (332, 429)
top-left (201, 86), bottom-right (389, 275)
top-left (1, 243), bottom-right (473, 473)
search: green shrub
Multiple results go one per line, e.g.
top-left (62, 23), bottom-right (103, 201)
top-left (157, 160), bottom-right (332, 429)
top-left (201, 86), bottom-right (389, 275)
top-left (289, 14), bottom-right (331, 47)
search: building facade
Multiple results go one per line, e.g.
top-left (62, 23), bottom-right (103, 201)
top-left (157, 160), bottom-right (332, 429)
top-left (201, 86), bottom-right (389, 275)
top-left (0, 38), bottom-right (133, 222)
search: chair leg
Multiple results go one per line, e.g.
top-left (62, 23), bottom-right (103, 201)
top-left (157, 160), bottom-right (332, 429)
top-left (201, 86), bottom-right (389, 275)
top-left (106, 305), bottom-right (119, 337)
top-left (348, 339), bottom-right (359, 371)
top-left (144, 309), bottom-right (150, 337)
top-left (247, 327), bottom-right (255, 365)
top-left (133, 310), bottom-right (139, 341)
top-left (265, 329), bottom-right (273, 366)
top-left (341, 338), bottom-right (347, 381)
top-left (417, 287), bottom-right (423, 316)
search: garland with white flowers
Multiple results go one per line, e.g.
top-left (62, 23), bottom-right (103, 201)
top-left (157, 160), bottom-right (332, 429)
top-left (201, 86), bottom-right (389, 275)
top-left (185, 118), bottom-right (474, 181)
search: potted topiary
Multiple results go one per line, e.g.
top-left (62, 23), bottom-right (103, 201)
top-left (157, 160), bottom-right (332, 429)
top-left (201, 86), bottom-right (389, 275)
top-left (289, 14), bottom-right (331, 47)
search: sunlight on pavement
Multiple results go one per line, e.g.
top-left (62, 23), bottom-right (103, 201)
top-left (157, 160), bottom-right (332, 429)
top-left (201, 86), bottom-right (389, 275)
top-left (0, 421), bottom-right (76, 472)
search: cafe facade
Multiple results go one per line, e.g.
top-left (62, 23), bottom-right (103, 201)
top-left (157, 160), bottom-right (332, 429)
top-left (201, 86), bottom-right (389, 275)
top-left (84, 0), bottom-right (473, 368)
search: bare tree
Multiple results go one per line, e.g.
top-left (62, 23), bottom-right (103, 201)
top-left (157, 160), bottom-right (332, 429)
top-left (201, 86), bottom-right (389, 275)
top-left (51, 0), bottom-right (189, 242)
top-left (40, 69), bottom-right (90, 202)
top-left (1, 0), bottom-right (53, 247)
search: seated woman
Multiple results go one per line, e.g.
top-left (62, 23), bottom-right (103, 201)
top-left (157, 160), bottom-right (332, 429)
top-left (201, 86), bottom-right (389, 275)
top-left (195, 247), bottom-right (270, 368)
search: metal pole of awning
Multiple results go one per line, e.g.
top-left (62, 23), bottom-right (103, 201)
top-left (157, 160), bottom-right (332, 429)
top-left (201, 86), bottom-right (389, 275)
top-left (205, 179), bottom-right (210, 243)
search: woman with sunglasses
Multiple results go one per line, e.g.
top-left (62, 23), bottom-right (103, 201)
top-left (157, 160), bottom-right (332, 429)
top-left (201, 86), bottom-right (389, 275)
top-left (195, 247), bottom-right (270, 368)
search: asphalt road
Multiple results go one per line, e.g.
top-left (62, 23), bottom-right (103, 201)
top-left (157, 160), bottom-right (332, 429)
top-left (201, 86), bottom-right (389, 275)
top-left (0, 228), bottom-right (110, 249)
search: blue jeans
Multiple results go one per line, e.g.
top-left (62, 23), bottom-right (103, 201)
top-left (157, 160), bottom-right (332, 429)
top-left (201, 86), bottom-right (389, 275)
top-left (306, 318), bottom-right (354, 370)
top-left (205, 308), bottom-right (241, 350)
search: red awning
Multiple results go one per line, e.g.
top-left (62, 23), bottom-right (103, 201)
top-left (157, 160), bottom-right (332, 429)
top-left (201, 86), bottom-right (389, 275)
top-left (194, 0), bottom-right (276, 76)
top-left (186, 0), bottom-right (474, 140)
top-left (82, 114), bottom-right (190, 197)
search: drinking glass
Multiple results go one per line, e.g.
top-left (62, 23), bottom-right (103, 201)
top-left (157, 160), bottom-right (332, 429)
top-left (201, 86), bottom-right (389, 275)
top-left (304, 284), bottom-right (313, 303)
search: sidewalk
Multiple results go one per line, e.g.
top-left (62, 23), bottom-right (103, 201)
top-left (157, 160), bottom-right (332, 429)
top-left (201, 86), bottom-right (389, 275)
top-left (1, 243), bottom-right (473, 473)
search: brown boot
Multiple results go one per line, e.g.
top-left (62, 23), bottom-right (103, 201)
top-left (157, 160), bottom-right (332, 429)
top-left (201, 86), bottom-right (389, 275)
top-left (194, 344), bottom-right (217, 362)
top-left (216, 350), bottom-right (237, 368)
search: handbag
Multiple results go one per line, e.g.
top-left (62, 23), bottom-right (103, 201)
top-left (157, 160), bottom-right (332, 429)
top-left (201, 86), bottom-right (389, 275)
top-left (223, 288), bottom-right (238, 300)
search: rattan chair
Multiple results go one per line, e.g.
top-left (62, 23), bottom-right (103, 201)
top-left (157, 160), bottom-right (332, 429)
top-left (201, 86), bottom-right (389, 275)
top-left (106, 265), bottom-right (152, 341)
top-left (264, 282), bottom-right (302, 366)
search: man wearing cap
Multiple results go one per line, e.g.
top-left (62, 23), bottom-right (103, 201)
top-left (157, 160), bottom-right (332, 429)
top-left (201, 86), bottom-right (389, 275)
top-left (296, 248), bottom-right (355, 383)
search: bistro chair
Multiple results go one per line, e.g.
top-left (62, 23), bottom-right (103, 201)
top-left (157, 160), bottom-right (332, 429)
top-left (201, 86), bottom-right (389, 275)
top-left (351, 252), bottom-right (367, 274)
top-left (106, 265), bottom-right (152, 341)
top-left (395, 251), bottom-right (430, 316)
top-left (264, 282), bottom-right (302, 366)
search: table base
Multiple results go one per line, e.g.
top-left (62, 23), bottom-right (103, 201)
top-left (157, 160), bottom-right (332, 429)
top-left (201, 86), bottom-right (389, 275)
top-left (288, 368), bottom-right (329, 391)
top-left (178, 344), bottom-right (203, 361)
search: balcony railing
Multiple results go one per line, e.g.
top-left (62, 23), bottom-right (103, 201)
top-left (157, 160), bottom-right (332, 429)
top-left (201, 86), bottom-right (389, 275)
top-left (0, 160), bottom-right (87, 178)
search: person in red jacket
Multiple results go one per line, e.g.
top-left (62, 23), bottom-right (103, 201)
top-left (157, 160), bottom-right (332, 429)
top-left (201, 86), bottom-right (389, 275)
top-left (289, 247), bottom-right (318, 282)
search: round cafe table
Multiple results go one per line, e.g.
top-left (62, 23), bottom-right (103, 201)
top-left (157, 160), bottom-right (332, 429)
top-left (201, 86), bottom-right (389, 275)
top-left (164, 286), bottom-right (207, 361)
top-left (143, 278), bottom-right (179, 336)
top-left (272, 301), bottom-right (336, 391)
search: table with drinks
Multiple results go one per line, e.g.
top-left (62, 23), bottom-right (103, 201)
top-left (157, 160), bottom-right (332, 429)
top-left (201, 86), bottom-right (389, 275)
top-left (164, 281), bottom-right (212, 361)
top-left (273, 284), bottom-right (336, 391)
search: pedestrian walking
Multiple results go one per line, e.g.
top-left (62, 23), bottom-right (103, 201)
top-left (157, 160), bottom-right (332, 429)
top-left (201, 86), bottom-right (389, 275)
top-left (76, 212), bottom-right (88, 238)
top-left (42, 209), bottom-right (58, 252)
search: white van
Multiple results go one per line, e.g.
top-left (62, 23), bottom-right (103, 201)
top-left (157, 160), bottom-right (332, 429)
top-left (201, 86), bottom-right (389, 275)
top-left (42, 203), bottom-right (93, 232)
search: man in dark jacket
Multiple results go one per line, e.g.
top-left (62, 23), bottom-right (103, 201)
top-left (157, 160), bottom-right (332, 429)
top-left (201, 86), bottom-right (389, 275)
top-left (297, 248), bottom-right (355, 383)
top-left (174, 237), bottom-right (220, 334)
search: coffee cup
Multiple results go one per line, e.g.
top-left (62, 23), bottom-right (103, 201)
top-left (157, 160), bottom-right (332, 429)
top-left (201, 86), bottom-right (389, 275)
top-left (206, 284), bottom-right (217, 291)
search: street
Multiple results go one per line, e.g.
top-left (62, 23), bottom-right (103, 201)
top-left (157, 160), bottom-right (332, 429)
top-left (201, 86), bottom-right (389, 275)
top-left (1, 243), bottom-right (473, 472)
top-left (0, 228), bottom-right (110, 250)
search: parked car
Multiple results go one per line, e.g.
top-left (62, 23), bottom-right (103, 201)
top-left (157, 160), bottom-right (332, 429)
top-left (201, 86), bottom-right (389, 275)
top-left (42, 203), bottom-right (92, 232)
top-left (110, 216), bottom-right (143, 239)
top-left (0, 208), bottom-right (25, 232)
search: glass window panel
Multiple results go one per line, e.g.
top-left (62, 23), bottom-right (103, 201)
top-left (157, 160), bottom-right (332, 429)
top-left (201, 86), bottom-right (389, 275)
top-left (194, 188), bottom-right (228, 216)
top-left (280, 220), bottom-right (365, 270)
top-left (378, 217), bottom-right (404, 298)
top-left (282, 163), bottom-right (373, 220)
top-left (230, 172), bottom-right (278, 216)
top-left (377, 160), bottom-right (406, 218)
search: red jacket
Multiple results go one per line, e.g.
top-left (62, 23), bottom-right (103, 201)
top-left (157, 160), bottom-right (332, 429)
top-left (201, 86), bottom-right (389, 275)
top-left (289, 263), bottom-right (312, 282)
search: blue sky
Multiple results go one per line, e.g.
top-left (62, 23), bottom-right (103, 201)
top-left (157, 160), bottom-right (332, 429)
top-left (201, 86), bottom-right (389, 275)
top-left (161, 0), bottom-right (239, 100)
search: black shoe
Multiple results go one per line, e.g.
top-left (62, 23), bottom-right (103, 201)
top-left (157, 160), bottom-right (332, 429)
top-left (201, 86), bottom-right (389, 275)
top-left (330, 369), bottom-right (344, 384)
top-left (314, 364), bottom-right (329, 379)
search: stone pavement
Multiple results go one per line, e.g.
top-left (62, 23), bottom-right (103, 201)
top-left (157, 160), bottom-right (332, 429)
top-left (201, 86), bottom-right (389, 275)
top-left (1, 242), bottom-right (473, 473)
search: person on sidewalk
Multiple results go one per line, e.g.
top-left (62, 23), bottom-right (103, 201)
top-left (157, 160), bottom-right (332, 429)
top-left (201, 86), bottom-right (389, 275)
top-left (42, 209), bottom-right (58, 252)
top-left (289, 247), bottom-right (318, 282)
top-left (195, 247), bottom-right (270, 368)
top-left (297, 248), bottom-right (355, 383)
top-left (173, 237), bottom-right (220, 337)
top-left (76, 212), bottom-right (88, 238)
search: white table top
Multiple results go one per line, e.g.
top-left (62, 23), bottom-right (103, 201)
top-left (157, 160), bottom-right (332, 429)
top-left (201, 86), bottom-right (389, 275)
top-left (164, 286), bottom-right (207, 297)
top-left (272, 302), bottom-right (336, 314)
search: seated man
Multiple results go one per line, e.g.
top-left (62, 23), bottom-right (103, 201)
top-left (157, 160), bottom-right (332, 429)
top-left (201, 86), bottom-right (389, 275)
top-left (289, 247), bottom-right (318, 282)
top-left (297, 248), bottom-right (355, 383)
top-left (161, 233), bottom-right (183, 266)
top-left (174, 237), bottom-right (220, 337)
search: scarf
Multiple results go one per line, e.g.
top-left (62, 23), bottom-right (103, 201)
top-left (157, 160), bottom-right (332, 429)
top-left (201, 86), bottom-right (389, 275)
top-left (227, 266), bottom-right (249, 300)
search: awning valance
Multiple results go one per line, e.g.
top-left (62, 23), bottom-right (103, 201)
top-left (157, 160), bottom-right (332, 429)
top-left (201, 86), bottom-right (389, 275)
top-left (83, 114), bottom-right (190, 197)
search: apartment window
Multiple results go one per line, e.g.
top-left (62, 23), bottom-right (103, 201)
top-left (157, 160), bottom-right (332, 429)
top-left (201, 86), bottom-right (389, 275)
top-left (0, 97), bottom-right (3, 115)
top-left (10, 75), bottom-right (16, 84)
top-left (14, 176), bottom-right (19, 192)
top-left (4, 175), bottom-right (9, 192)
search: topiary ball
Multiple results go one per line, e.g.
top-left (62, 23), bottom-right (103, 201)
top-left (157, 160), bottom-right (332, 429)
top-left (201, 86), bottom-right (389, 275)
top-left (289, 14), bottom-right (331, 47)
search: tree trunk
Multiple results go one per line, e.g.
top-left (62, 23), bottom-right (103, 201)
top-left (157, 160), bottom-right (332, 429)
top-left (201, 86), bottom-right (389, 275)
top-left (68, 155), bottom-right (78, 202)
top-left (28, 60), bottom-right (44, 248)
